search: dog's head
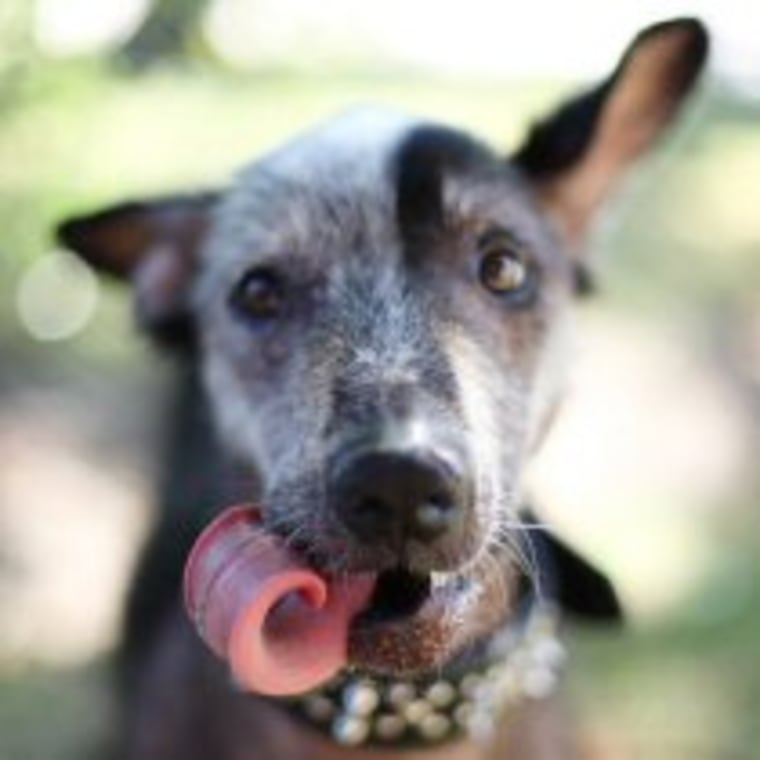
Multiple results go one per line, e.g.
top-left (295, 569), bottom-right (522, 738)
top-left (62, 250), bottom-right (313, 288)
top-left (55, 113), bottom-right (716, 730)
top-left (59, 20), bottom-right (707, 675)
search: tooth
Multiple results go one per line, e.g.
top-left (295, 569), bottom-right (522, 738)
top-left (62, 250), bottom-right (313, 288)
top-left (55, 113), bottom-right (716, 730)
top-left (430, 572), bottom-right (448, 589)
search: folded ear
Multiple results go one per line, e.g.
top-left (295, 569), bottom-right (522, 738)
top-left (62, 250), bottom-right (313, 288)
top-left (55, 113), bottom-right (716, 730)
top-left (57, 192), bottom-right (218, 348)
top-left (513, 18), bottom-right (708, 247)
top-left (522, 509), bottom-right (624, 623)
top-left (540, 530), bottom-right (624, 623)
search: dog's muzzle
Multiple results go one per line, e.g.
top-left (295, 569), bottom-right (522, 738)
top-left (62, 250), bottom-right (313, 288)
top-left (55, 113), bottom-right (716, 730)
top-left (327, 417), bottom-right (474, 566)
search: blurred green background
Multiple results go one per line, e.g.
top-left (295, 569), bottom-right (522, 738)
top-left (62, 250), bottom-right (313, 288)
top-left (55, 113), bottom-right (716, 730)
top-left (0, 1), bottom-right (758, 759)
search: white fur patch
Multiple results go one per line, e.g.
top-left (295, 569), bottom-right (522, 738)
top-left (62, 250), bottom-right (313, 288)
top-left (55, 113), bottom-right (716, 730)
top-left (443, 328), bottom-right (512, 500)
top-left (526, 309), bottom-right (575, 452)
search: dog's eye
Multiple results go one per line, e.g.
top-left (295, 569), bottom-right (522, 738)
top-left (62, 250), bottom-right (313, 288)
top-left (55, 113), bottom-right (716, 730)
top-left (229, 269), bottom-right (284, 321)
top-left (478, 232), bottom-right (535, 302)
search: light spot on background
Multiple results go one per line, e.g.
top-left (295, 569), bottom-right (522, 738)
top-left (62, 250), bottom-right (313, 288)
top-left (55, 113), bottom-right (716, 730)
top-left (34, 0), bottom-right (149, 56)
top-left (16, 253), bottom-right (99, 343)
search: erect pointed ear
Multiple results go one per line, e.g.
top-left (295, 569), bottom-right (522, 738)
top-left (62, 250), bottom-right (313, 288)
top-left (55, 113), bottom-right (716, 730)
top-left (57, 192), bottom-right (219, 348)
top-left (513, 18), bottom-right (708, 247)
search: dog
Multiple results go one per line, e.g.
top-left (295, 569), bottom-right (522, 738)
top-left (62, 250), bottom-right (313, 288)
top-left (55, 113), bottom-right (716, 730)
top-left (57, 18), bottom-right (707, 760)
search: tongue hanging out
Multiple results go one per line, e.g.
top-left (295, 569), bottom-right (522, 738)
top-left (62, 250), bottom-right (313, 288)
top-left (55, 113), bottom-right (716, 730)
top-left (183, 505), bottom-right (375, 696)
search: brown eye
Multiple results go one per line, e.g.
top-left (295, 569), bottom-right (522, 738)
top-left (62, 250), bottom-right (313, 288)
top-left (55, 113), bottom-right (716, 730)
top-left (229, 269), bottom-right (284, 322)
top-left (478, 233), bottom-right (535, 302)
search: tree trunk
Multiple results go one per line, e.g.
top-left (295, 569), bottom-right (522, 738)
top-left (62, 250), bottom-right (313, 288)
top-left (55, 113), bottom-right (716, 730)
top-left (118, 0), bottom-right (210, 70)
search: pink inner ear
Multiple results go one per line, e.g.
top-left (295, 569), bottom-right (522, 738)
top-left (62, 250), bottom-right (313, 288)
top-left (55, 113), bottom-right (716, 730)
top-left (132, 244), bottom-right (193, 325)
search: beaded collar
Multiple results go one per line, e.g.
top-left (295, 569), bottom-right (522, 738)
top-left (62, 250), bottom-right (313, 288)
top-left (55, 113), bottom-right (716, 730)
top-left (282, 602), bottom-right (564, 750)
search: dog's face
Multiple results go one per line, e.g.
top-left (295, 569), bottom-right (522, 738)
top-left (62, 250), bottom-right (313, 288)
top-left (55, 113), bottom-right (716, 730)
top-left (59, 20), bottom-right (706, 675)
top-left (196, 112), bottom-right (573, 572)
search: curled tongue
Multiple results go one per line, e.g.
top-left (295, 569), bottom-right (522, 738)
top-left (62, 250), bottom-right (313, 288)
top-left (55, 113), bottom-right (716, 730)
top-left (183, 505), bottom-right (375, 696)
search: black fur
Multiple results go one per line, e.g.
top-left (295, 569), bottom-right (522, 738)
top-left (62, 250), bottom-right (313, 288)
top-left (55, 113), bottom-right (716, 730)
top-left (512, 81), bottom-right (612, 180)
top-left (522, 509), bottom-right (623, 623)
top-left (394, 125), bottom-right (493, 258)
top-left (547, 533), bottom-right (623, 621)
top-left (572, 263), bottom-right (596, 297)
top-left (120, 364), bottom-right (251, 688)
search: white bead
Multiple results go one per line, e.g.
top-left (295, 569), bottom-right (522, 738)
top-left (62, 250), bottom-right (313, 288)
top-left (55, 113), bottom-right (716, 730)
top-left (374, 713), bottom-right (406, 740)
top-left (425, 680), bottom-right (456, 708)
top-left (522, 666), bottom-right (557, 700)
top-left (492, 668), bottom-right (521, 704)
top-left (418, 712), bottom-right (452, 741)
top-left (532, 638), bottom-right (566, 668)
top-left (386, 682), bottom-right (416, 707)
top-left (403, 699), bottom-right (432, 724)
top-left (453, 701), bottom-right (473, 728)
top-left (332, 715), bottom-right (370, 746)
top-left (459, 673), bottom-right (483, 698)
top-left (343, 682), bottom-right (380, 716)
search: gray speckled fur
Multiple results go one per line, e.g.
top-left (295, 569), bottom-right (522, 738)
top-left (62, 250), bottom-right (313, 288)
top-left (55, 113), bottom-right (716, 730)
top-left (191, 107), bottom-right (575, 575)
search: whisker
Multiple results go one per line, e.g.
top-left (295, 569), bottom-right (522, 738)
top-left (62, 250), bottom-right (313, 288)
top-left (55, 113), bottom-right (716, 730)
top-left (488, 514), bottom-right (545, 602)
top-left (498, 520), bottom-right (550, 531)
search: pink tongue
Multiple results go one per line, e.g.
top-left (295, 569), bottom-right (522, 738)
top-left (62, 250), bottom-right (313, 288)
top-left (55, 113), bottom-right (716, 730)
top-left (183, 505), bottom-right (375, 696)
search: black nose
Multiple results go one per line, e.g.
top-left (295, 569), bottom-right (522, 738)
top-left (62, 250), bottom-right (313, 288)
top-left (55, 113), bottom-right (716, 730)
top-left (331, 449), bottom-right (469, 547)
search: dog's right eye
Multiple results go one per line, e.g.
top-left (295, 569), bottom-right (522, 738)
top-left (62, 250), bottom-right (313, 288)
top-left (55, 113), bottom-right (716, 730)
top-left (229, 269), bottom-right (284, 322)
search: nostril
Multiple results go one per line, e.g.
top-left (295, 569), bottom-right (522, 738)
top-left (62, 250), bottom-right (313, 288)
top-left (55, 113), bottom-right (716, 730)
top-left (346, 497), bottom-right (389, 537)
top-left (358, 498), bottom-right (387, 522)
top-left (429, 492), bottom-right (454, 510)
top-left (362, 498), bottom-right (386, 515)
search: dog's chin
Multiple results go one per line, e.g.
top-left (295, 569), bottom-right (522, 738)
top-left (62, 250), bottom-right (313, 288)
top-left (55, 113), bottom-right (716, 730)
top-left (346, 554), bottom-right (517, 677)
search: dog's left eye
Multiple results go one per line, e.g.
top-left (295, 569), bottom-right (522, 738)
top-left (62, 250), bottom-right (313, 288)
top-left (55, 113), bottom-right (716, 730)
top-left (478, 232), bottom-right (535, 302)
top-left (229, 268), bottom-right (284, 322)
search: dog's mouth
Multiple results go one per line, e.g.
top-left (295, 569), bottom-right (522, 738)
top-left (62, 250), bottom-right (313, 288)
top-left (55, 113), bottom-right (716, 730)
top-left (360, 567), bottom-right (431, 624)
top-left (348, 562), bottom-right (508, 677)
top-left (184, 505), bottom-right (514, 695)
